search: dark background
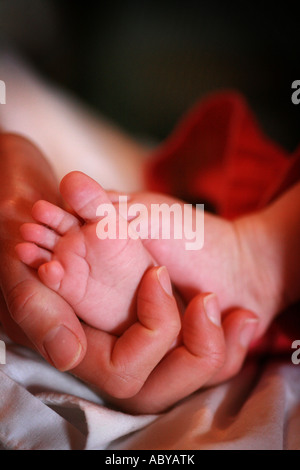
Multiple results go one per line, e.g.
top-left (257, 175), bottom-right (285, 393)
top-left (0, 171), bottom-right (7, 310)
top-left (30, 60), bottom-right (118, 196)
top-left (0, 0), bottom-right (298, 151)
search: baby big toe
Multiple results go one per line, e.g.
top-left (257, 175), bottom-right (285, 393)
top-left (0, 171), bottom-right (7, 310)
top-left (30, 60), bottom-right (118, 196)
top-left (59, 171), bottom-right (112, 223)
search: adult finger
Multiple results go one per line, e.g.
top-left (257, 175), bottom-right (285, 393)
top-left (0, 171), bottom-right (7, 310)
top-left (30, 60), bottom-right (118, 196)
top-left (71, 266), bottom-right (181, 399)
top-left (206, 308), bottom-right (259, 386)
top-left (0, 289), bottom-right (32, 348)
top-left (108, 292), bottom-right (227, 414)
top-left (0, 134), bottom-right (87, 370)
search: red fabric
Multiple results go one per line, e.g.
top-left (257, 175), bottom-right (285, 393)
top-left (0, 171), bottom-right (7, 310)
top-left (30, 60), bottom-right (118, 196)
top-left (145, 91), bottom-right (299, 218)
top-left (144, 91), bottom-right (300, 354)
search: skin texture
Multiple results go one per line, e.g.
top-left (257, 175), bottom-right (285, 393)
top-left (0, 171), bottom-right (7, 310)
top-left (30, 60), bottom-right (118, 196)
top-left (3, 133), bottom-right (300, 413)
top-left (16, 171), bottom-right (154, 335)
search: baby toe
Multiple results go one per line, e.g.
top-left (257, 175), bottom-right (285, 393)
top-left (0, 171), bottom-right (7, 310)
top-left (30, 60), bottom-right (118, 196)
top-left (15, 242), bottom-right (52, 269)
top-left (38, 260), bottom-right (65, 291)
top-left (32, 200), bottom-right (81, 235)
top-left (20, 223), bottom-right (60, 251)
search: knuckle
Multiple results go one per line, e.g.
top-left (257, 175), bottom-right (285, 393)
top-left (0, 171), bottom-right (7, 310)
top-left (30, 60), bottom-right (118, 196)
top-left (206, 348), bottom-right (226, 371)
top-left (6, 280), bottom-right (38, 325)
top-left (197, 346), bottom-right (225, 372)
top-left (103, 370), bottom-right (144, 399)
top-left (138, 292), bottom-right (180, 330)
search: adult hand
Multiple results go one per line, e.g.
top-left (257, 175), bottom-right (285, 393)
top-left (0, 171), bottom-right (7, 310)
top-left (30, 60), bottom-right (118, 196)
top-left (71, 265), bottom-right (258, 414)
top-left (0, 134), bottom-right (258, 415)
top-left (0, 133), bottom-right (87, 370)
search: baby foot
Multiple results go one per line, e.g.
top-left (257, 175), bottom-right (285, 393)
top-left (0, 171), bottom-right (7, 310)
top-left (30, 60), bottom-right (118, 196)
top-left (16, 171), bottom-right (154, 334)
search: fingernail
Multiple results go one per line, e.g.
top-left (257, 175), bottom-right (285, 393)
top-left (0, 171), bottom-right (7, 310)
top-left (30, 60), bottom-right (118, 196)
top-left (239, 319), bottom-right (259, 348)
top-left (157, 266), bottom-right (173, 296)
top-left (43, 326), bottom-right (82, 371)
top-left (204, 293), bottom-right (221, 326)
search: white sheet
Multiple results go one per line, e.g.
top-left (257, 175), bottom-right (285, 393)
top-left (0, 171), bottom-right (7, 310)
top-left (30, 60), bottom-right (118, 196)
top-left (1, 53), bottom-right (300, 450)
top-left (1, 327), bottom-right (300, 450)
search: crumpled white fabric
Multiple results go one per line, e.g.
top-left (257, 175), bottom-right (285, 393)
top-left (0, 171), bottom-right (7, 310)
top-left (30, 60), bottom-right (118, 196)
top-left (1, 328), bottom-right (300, 450)
top-left (115, 359), bottom-right (300, 450)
